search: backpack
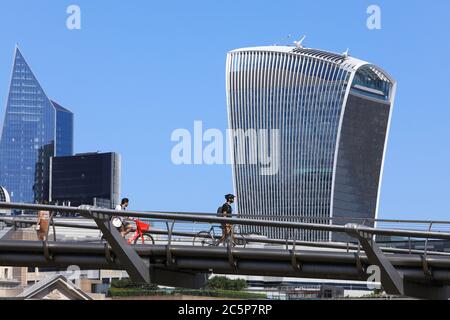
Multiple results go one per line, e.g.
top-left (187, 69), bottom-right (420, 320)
top-left (217, 204), bottom-right (232, 217)
top-left (217, 206), bottom-right (224, 217)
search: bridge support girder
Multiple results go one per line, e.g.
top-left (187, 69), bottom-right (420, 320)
top-left (345, 224), bottom-right (405, 295)
top-left (87, 211), bottom-right (151, 284)
top-left (345, 224), bottom-right (450, 300)
top-left (85, 211), bottom-right (209, 288)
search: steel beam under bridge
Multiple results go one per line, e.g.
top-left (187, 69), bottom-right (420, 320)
top-left (1, 241), bottom-right (450, 298)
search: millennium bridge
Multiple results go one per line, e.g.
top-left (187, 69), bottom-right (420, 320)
top-left (1, 202), bottom-right (450, 300)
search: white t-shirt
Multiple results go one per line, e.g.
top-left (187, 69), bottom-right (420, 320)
top-left (115, 205), bottom-right (124, 222)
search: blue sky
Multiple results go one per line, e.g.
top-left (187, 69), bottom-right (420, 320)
top-left (0, 0), bottom-right (449, 220)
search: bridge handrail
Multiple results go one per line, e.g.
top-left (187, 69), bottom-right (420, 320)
top-left (4, 212), bottom-right (450, 227)
top-left (2, 202), bottom-right (450, 241)
top-left (2, 215), bottom-right (450, 257)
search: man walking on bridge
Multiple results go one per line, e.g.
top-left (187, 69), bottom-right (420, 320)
top-left (216, 194), bottom-right (236, 246)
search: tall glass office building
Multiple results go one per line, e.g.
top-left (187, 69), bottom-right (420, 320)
top-left (226, 45), bottom-right (396, 242)
top-left (0, 46), bottom-right (74, 204)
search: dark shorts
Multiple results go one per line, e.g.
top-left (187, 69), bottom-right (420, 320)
top-left (115, 220), bottom-right (131, 231)
top-left (221, 223), bottom-right (232, 234)
top-left (123, 221), bottom-right (131, 227)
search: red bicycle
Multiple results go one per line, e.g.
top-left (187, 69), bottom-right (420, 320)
top-left (127, 219), bottom-right (155, 245)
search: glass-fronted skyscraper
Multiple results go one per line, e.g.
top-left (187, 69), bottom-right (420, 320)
top-left (0, 46), bottom-right (74, 204)
top-left (226, 46), bottom-right (396, 242)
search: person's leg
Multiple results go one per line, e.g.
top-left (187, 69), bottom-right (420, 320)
top-left (36, 219), bottom-right (42, 240)
top-left (40, 220), bottom-right (49, 241)
top-left (225, 224), bottom-right (233, 245)
top-left (124, 223), bottom-right (133, 236)
top-left (228, 224), bottom-right (236, 245)
top-left (113, 226), bottom-right (123, 238)
top-left (218, 224), bottom-right (231, 246)
top-left (37, 230), bottom-right (44, 241)
top-left (217, 224), bottom-right (227, 245)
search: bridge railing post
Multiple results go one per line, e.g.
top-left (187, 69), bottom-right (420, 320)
top-left (51, 213), bottom-right (57, 242)
top-left (285, 229), bottom-right (289, 251)
top-left (422, 222), bottom-right (434, 277)
top-left (166, 220), bottom-right (176, 268)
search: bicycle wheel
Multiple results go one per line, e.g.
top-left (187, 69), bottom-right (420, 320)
top-left (234, 234), bottom-right (247, 247)
top-left (193, 231), bottom-right (215, 246)
top-left (133, 233), bottom-right (155, 245)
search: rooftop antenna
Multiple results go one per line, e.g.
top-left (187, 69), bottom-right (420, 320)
top-left (273, 34), bottom-right (292, 46)
top-left (285, 34), bottom-right (292, 43)
top-left (294, 35), bottom-right (306, 48)
top-left (343, 48), bottom-right (350, 59)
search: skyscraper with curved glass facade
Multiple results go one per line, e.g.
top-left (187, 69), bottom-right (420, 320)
top-left (226, 45), bottom-right (396, 242)
top-left (0, 46), bottom-right (74, 204)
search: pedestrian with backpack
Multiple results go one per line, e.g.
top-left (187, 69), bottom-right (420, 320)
top-left (216, 194), bottom-right (236, 246)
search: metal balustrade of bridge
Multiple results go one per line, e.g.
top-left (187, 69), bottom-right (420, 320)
top-left (1, 201), bottom-right (450, 300)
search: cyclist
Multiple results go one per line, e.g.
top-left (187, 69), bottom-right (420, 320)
top-left (216, 194), bottom-right (236, 246)
top-left (112, 198), bottom-right (133, 238)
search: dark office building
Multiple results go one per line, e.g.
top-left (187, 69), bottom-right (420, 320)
top-left (50, 152), bottom-right (121, 209)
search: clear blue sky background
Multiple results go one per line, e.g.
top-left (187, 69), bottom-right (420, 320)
top-left (0, 0), bottom-right (449, 220)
